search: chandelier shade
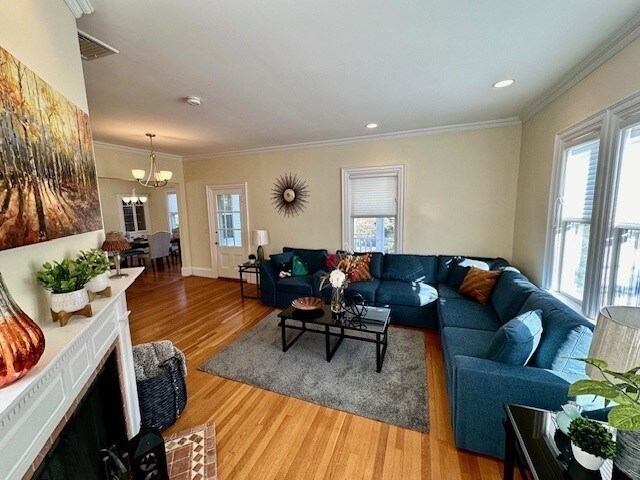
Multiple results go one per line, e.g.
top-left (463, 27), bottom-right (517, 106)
top-left (132, 133), bottom-right (173, 187)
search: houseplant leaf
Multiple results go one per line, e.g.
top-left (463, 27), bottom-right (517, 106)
top-left (608, 404), bottom-right (640, 430)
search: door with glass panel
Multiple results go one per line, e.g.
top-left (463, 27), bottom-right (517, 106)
top-left (207, 185), bottom-right (247, 279)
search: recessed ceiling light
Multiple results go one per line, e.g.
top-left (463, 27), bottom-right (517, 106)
top-left (366, 123), bottom-right (378, 129)
top-left (492, 79), bottom-right (515, 88)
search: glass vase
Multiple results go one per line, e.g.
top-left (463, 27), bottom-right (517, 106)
top-left (0, 272), bottom-right (45, 388)
top-left (330, 286), bottom-right (345, 317)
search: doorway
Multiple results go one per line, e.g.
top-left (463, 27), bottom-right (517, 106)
top-left (206, 183), bottom-right (249, 278)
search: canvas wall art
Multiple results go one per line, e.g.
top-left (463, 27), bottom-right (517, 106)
top-left (0, 45), bottom-right (102, 251)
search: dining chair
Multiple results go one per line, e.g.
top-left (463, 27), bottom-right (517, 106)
top-left (141, 231), bottom-right (172, 270)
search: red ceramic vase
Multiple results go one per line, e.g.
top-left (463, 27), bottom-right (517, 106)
top-left (0, 273), bottom-right (45, 388)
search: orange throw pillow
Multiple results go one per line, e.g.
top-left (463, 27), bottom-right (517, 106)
top-left (350, 254), bottom-right (373, 283)
top-left (459, 266), bottom-right (500, 305)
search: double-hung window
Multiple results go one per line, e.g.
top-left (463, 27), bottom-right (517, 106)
top-left (545, 93), bottom-right (640, 317)
top-left (342, 165), bottom-right (404, 253)
top-left (117, 194), bottom-right (149, 236)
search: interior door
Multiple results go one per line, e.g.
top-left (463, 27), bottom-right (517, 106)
top-left (209, 186), bottom-right (247, 278)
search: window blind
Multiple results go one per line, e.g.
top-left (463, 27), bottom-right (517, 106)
top-left (350, 175), bottom-right (397, 217)
top-left (561, 139), bottom-right (599, 221)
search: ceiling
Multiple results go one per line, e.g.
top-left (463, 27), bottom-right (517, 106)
top-left (78, 1), bottom-right (640, 156)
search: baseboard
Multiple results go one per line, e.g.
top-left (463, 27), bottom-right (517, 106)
top-left (181, 267), bottom-right (193, 276)
top-left (191, 267), bottom-right (216, 278)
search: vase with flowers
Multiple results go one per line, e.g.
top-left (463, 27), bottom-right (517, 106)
top-left (321, 249), bottom-right (368, 317)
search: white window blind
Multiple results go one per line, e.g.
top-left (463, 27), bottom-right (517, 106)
top-left (350, 175), bottom-right (397, 217)
top-left (561, 140), bottom-right (598, 222)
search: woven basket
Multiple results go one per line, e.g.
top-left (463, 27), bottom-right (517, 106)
top-left (136, 356), bottom-right (187, 431)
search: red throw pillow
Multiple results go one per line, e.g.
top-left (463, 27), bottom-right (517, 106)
top-left (350, 254), bottom-right (373, 283)
top-left (459, 266), bottom-right (500, 305)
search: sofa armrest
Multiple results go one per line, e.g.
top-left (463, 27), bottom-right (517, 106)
top-left (260, 260), bottom-right (278, 306)
top-left (451, 355), bottom-right (592, 458)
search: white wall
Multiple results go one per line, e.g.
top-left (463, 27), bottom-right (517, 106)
top-left (0, 1), bottom-right (103, 321)
top-left (512, 38), bottom-right (640, 284)
top-left (183, 125), bottom-right (522, 274)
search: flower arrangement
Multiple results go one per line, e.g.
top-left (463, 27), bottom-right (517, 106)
top-left (320, 251), bottom-right (364, 290)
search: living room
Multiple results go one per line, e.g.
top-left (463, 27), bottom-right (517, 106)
top-left (1, 1), bottom-right (640, 479)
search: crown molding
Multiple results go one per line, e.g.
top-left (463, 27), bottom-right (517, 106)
top-left (520, 12), bottom-right (640, 124)
top-left (182, 116), bottom-right (521, 161)
top-left (92, 141), bottom-right (183, 161)
top-left (64, 0), bottom-right (94, 18)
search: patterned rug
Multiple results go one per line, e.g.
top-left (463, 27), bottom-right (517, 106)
top-left (165, 422), bottom-right (218, 480)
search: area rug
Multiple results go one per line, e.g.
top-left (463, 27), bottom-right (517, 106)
top-left (199, 311), bottom-right (428, 432)
top-left (165, 422), bottom-right (217, 480)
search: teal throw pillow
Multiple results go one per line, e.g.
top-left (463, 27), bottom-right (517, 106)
top-left (291, 255), bottom-right (309, 276)
top-left (486, 309), bottom-right (543, 365)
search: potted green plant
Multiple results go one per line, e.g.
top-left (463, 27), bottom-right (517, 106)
top-left (77, 249), bottom-right (111, 294)
top-left (37, 258), bottom-right (91, 314)
top-left (569, 358), bottom-right (640, 478)
top-left (567, 416), bottom-right (616, 470)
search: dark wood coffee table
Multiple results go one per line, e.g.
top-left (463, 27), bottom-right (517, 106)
top-left (277, 304), bottom-right (391, 372)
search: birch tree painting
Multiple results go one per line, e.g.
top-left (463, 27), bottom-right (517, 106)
top-left (0, 46), bottom-right (102, 250)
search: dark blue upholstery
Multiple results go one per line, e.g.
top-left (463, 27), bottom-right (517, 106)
top-left (376, 281), bottom-right (437, 307)
top-left (345, 279), bottom-right (380, 303)
top-left (438, 297), bottom-right (500, 331)
top-left (381, 254), bottom-right (437, 283)
top-left (490, 270), bottom-right (537, 323)
top-left (485, 310), bottom-right (543, 365)
top-left (437, 284), bottom-right (465, 300)
top-left (283, 247), bottom-right (327, 274)
top-left (369, 252), bottom-right (384, 279)
top-left (276, 275), bottom-right (314, 295)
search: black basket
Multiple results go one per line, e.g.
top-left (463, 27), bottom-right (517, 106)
top-left (136, 356), bottom-right (187, 431)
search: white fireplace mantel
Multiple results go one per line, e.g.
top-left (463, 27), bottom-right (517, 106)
top-left (0, 268), bottom-right (144, 480)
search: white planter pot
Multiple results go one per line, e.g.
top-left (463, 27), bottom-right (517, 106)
top-left (571, 443), bottom-right (605, 471)
top-left (50, 288), bottom-right (90, 313)
top-left (86, 271), bottom-right (110, 293)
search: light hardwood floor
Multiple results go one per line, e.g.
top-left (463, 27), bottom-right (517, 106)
top-left (126, 267), bottom-right (506, 480)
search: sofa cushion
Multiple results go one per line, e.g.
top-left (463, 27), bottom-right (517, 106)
top-left (437, 284), bottom-right (465, 300)
top-left (270, 251), bottom-right (294, 276)
top-left (291, 255), bottom-right (309, 276)
top-left (490, 270), bottom-right (537, 323)
top-left (436, 255), bottom-right (511, 284)
top-left (276, 274), bottom-right (314, 295)
top-left (459, 267), bottom-right (501, 305)
top-left (351, 253), bottom-right (373, 282)
top-left (486, 310), bottom-right (543, 365)
top-left (381, 254), bottom-right (437, 283)
top-left (283, 247), bottom-right (327, 273)
top-left (341, 251), bottom-right (384, 279)
top-left (442, 326), bottom-right (495, 360)
top-left (345, 279), bottom-right (380, 303)
top-left (520, 292), bottom-right (594, 374)
top-left (438, 298), bottom-right (501, 331)
top-left (448, 258), bottom-right (490, 288)
top-left (376, 280), bottom-right (438, 307)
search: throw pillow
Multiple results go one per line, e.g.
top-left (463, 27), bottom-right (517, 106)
top-left (291, 255), bottom-right (309, 276)
top-left (270, 251), bottom-right (294, 277)
top-left (486, 310), bottom-right (543, 365)
top-left (349, 253), bottom-right (373, 283)
top-left (448, 257), bottom-right (490, 289)
top-left (459, 266), bottom-right (500, 305)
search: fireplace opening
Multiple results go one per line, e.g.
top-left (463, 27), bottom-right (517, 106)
top-left (33, 351), bottom-right (128, 480)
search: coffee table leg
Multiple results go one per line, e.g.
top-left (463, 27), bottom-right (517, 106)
top-left (376, 330), bottom-right (388, 373)
top-left (503, 419), bottom-right (516, 480)
top-left (281, 319), bottom-right (287, 352)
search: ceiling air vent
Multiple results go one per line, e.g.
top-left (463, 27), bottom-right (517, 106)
top-left (78, 29), bottom-right (119, 61)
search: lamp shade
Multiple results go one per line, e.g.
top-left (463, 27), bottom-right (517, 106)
top-left (101, 231), bottom-right (131, 253)
top-left (586, 306), bottom-right (640, 379)
top-left (252, 229), bottom-right (270, 246)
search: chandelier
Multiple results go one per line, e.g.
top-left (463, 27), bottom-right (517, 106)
top-left (122, 188), bottom-right (147, 205)
top-left (132, 133), bottom-right (173, 187)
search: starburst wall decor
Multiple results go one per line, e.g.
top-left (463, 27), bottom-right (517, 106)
top-left (271, 173), bottom-right (310, 217)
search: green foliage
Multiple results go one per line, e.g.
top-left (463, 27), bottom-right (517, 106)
top-left (37, 258), bottom-right (91, 293)
top-left (568, 417), bottom-right (616, 459)
top-left (76, 249), bottom-right (110, 277)
top-left (569, 358), bottom-right (640, 431)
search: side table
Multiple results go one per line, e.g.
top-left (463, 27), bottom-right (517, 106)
top-left (238, 262), bottom-right (261, 299)
top-left (503, 404), bottom-right (627, 480)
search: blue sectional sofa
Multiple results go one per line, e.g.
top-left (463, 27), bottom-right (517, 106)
top-left (260, 248), bottom-right (595, 459)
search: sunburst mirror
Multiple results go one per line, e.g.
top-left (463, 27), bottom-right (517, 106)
top-left (271, 173), bottom-right (310, 217)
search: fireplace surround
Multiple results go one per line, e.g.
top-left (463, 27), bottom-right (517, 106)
top-left (0, 268), bottom-right (144, 480)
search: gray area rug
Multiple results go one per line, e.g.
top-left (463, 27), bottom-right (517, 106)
top-left (199, 311), bottom-right (429, 432)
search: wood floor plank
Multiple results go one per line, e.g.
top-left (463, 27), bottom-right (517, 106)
top-left (126, 266), bottom-right (504, 479)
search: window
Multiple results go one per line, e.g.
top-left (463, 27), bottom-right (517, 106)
top-left (166, 191), bottom-right (179, 232)
top-left (342, 165), bottom-right (404, 253)
top-left (117, 195), bottom-right (149, 236)
top-left (545, 92), bottom-right (640, 317)
top-left (216, 193), bottom-right (243, 247)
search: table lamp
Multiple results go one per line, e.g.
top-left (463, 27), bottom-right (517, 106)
top-left (586, 306), bottom-right (640, 379)
top-left (101, 231), bottom-right (131, 278)
top-left (251, 229), bottom-right (270, 263)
